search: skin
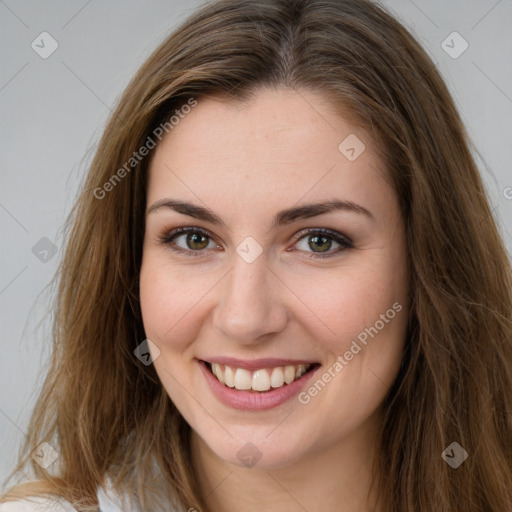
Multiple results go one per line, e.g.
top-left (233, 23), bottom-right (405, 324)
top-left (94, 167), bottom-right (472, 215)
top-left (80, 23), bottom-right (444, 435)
top-left (139, 86), bottom-right (409, 512)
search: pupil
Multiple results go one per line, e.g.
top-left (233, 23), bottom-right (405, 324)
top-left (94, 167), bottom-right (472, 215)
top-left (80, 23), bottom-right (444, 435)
top-left (309, 235), bottom-right (331, 252)
top-left (188, 233), bottom-right (208, 250)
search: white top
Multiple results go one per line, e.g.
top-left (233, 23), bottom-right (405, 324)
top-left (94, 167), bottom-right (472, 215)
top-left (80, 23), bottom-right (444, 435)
top-left (0, 483), bottom-right (142, 512)
top-left (0, 496), bottom-right (76, 511)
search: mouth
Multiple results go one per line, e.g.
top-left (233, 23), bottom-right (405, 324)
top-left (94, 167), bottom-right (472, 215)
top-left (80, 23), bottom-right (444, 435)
top-left (202, 360), bottom-right (320, 393)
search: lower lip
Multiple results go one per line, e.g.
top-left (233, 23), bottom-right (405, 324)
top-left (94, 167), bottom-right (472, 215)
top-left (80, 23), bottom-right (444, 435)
top-left (199, 360), bottom-right (320, 411)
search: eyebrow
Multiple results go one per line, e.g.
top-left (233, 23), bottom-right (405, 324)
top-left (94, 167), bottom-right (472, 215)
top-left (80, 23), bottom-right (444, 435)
top-left (146, 198), bottom-right (374, 227)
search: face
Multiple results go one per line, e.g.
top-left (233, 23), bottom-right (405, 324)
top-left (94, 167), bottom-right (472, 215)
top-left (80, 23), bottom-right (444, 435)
top-left (139, 87), bottom-right (409, 470)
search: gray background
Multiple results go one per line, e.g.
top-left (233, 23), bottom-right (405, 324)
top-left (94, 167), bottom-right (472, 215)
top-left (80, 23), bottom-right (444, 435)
top-left (1, 0), bottom-right (511, 490)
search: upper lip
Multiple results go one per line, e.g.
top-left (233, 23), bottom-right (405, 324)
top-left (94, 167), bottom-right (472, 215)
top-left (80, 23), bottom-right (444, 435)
top-left (200, 357), bottom-right (319, 371)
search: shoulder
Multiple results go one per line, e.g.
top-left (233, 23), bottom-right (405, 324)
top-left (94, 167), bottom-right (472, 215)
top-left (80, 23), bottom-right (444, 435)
top-left (0, 496), bottom-right (77, 511)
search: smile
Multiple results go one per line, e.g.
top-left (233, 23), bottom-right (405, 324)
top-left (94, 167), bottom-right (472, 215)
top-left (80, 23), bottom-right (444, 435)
top-left (199, 359), bottom-right (321, 411)
top-left (205, 361), bottom-right (316, 392)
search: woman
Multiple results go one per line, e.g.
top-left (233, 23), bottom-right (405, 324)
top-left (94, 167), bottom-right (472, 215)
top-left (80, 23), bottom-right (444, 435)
top-left (1, 0), bottom-right (511, 510)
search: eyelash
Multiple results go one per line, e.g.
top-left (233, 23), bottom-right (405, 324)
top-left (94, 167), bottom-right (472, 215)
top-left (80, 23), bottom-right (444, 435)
top-left (157, 226), bottom-right (353, 259)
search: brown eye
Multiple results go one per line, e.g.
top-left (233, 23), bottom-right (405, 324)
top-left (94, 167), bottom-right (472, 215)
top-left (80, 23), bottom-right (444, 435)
top-left (158, 227), bottom-right (219, 257)
top-left (186, 232), bottom-right (210, 250)
top-left (307, 234), bottom-right (333, 253)
top-left (294, 228), bottom-right (352, 259)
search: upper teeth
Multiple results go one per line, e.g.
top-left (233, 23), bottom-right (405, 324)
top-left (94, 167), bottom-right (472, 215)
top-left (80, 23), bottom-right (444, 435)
top-left (210, 363), bottom-right (311, 392)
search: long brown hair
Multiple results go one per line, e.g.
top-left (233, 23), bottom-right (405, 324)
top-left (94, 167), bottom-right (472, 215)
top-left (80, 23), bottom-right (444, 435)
top-left (2, 0), bottom-right (511, 510)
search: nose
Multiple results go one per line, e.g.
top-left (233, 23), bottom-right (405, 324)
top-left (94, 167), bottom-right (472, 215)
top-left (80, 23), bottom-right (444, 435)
top-left (212, 253), bottom-right (289, 345)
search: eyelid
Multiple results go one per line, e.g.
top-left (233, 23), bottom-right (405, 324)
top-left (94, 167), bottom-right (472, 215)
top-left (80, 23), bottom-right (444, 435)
top-left (289, 227), bottom-right (353, 259)
top-left (157, 226), bottom-right (221, 257)
top-left (291, 227), bottom-right (352, 246)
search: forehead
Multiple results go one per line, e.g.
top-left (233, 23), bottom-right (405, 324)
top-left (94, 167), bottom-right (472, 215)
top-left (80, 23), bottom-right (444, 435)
top-left (147, 87), bottom-right (393, 218)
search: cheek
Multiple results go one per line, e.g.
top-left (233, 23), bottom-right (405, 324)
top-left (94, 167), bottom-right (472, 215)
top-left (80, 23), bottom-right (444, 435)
top-left (293, 264), bottom-right (407, 433)
top-left (290, 256), bottom-right (407, 358)
top-left (139, 254), bottom-right (207, 351)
